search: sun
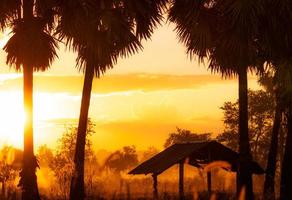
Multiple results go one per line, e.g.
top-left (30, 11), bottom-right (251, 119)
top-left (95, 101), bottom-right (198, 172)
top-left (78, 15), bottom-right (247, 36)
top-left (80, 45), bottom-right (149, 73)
top-left (0, 89), bottom-right (63, 149)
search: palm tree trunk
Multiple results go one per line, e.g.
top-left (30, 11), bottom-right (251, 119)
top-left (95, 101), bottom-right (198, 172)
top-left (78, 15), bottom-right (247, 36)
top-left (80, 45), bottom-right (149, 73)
top-left (237, 67), bottom-right (254, 200)
top-left (264, 101), bottom-right (281, 200)
top-left (70, 64), bottom-right (94, 200)
top-left (280, 105), bottom-right (292, 200)
top-left (2, 180), bottom-right (5, 199)
top-left (22, 65), bottom-right (40, 200)
top-left (21, 1), bottom-right (40, 200)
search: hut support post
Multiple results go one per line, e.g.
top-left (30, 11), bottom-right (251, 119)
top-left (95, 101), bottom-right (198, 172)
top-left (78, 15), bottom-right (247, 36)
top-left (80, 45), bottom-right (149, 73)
top-left (207, 148), bottom-right (212, 196)
top-left (152, 174), bottom-right (158, 199)
top-left (179, 160), bottom-right (184, 200)
top-left (207, 171), bottom-right (212, 195)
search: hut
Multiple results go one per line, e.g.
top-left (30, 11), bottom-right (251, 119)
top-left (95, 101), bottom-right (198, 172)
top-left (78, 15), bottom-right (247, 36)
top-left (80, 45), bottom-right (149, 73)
top-left (129, 141), bottom-right (264, 199)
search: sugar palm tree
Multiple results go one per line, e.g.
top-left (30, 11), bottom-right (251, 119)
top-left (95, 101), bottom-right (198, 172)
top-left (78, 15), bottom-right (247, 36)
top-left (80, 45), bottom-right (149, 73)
top-left (258, 71), bottom-right (282, 200)
top-left (168, 0), bottom-right (262, 199)
top-left (56, 1), bottom-right (166, 199)
top-left (275, 65), bottom-right (292, 200)
top-left (258, 0), bottom-right (292, 199)
top-left (1, 0), bottom-right (58, 199)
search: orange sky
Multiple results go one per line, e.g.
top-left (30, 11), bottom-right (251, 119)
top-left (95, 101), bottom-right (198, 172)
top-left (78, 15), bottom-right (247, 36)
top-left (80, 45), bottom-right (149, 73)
top-left (0, 23), bottom-right (261, 151)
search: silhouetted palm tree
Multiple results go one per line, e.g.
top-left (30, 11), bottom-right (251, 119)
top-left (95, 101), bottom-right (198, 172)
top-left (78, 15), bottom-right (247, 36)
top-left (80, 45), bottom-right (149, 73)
top-left (168, 0), bottom-right (262, 199)
top-left (258, 0), bottom-right (292, 199)
top-left (56, 1), bottom-right (166, 199)
top-left (258, 71), bottom-right (282, 200)
top-left (1, 0), bottom-right (58, 199)
top-left (272, 64), bottom-right (292, 200)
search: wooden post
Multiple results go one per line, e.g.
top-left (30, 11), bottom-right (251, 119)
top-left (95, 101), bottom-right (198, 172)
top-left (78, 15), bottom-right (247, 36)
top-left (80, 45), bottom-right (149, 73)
top-left (207, 148), bottom-right (212, 196)
top-left (236, 170), bottom-right (240, 198)
top-left (179, 160), bottom-right (184, 200)
top-left (152, 174), bottom-right (158, 199)
top-left (207, 171), bottom-right (212, 196)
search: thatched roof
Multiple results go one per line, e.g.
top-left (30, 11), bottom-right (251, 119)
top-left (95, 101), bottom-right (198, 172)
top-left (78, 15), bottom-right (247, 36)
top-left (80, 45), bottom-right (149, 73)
top-left (129, 141), bottom-right (264, 175)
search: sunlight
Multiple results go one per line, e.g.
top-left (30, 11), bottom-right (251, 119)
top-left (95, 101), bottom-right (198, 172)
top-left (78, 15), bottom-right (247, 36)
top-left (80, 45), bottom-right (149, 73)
top-left (0, 90), bottom-right (76, 149)
top-left (0, 92), bottom-right (24, 149)
top-left (0, 29), bottom-right (10, 48)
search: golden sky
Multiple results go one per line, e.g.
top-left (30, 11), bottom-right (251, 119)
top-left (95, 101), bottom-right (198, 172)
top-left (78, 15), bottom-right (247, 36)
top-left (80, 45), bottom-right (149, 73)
top-left (0, 23), bottom-right (261, 151)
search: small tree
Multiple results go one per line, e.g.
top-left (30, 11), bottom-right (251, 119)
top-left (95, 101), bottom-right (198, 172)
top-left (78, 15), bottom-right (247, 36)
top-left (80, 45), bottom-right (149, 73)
top-left (217, 90), bottom-right (275, 166)
top-left (103, 146), bottom-right (138, 175)
top-left (164, 128), bottom-right (212, 148)
top-left (48, 120), bottom-right (98, 199)
top-left (0, 146), bottom-right (21, 199)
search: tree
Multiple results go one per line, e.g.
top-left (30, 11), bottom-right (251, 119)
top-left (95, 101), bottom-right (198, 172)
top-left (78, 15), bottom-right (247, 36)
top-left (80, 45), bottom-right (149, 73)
top-left (168, 0), bottom-right (262, 198)
top-left (47, 120), bottom-right (97, 199)
top-left (217, 90), bottom-right (275, 167)
top-left (257, 1), bottom-right (292, 198)
top-left (276, 65), bottom-right (292, 200)
top-left (164, 127), bottom-right (211, 148)
top-left (0, 146), bottom-right (20, 199)
top-left (55, 1), bottom-right (166, 199)
top-left (103, 146), bottom-right (138, 175)
top-left (0, 0), bottom-right (58, 199)
top-left (37, 145), bottom-right (54, 168)
top-left (257, 71), bottom-right (284, 200)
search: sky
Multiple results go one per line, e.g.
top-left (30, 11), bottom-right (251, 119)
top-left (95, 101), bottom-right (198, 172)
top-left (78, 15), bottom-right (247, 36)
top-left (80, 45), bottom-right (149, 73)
top-left (0, 23), bottom-right (261, 151)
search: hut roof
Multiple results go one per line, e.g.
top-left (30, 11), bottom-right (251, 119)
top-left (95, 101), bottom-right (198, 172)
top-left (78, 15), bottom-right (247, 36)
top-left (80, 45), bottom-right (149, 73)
top-left (129, 141), bottom-right (264, 175)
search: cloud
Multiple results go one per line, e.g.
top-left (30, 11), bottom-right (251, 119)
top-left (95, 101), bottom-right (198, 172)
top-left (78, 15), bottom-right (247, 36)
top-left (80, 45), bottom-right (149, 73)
top-left (0, 73), bottom-right (238, 94)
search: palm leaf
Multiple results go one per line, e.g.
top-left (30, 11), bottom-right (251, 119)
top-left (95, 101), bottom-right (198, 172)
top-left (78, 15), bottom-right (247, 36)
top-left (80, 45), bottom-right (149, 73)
top-left (0, 0), bottom-right (20, 30)
top-left (168, 0), bottom-right (263, 77)
top-left (56, 0), bottom-right (164, 77)
top-left (4, 18), bottom-right (58, 71)
top-left (169, 0), bottom-right (218, 61)
top-left (122, 0), bottom-right (167, 40)
top-left (35, 0), bottom-right (59, 29)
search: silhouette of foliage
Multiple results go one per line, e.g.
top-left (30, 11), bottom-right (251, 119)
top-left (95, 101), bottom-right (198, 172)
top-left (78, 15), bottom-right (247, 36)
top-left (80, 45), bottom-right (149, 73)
top-left (217, 90), bottom-right (276, 166)
top-left (103, 146), bottom-right (138, 174)
top-left (164, 128), bottom-right (212, 148)
top-left (37, 145), bottom-right (54, 168)
top-left (46, 120), bottom-right (98, 199)
top-left (0, 146), bottom-right (21, 199)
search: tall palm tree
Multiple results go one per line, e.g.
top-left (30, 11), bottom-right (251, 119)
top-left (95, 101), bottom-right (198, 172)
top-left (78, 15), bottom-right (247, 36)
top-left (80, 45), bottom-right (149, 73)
top-left (1, 0), bottom-right (58, 199)
top-left (56, 1), bottom-right (166, 199)
top-left (259, 71), bottom-right (282, 200)
top-left (277, 66), bottom-right (292, 200)
top-left (168, 0), bottom-right (262, 199)
top-left (258, 0), bottom-right (292, 199)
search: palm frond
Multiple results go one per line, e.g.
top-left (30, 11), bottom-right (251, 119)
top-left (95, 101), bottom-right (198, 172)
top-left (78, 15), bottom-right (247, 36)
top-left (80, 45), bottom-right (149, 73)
top-left (35, 0), bottom-right (60, 30)
top-left (0, 0), bottom-right (20, 30)
top-left (56, 0), bottom-right (165, 77)
top-left (122, 0), bottom-right (167, 40)
top-left (259, 0), bottom-right (292, 64)
top-left (168, 0), bottom-right (263, 77)
top-left (4, 18), bottom-right (58, 71)
top-left (168, 0), bottom-right (218, 61)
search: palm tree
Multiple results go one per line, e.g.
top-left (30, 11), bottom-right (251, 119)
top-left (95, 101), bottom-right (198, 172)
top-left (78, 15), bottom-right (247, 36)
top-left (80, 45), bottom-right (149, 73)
top-left (259, 71), bottom-right (282, 200)
top-left (279, 65), bottom-right (292, 200)
top-left (1, 0), bottom-right (58, 199)
top-left (168, 0), bottom-right (262, 199)
top-left (55, 1), bottom-right (166, 199)
top-left (258, 0), bottom-right (292, 199)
